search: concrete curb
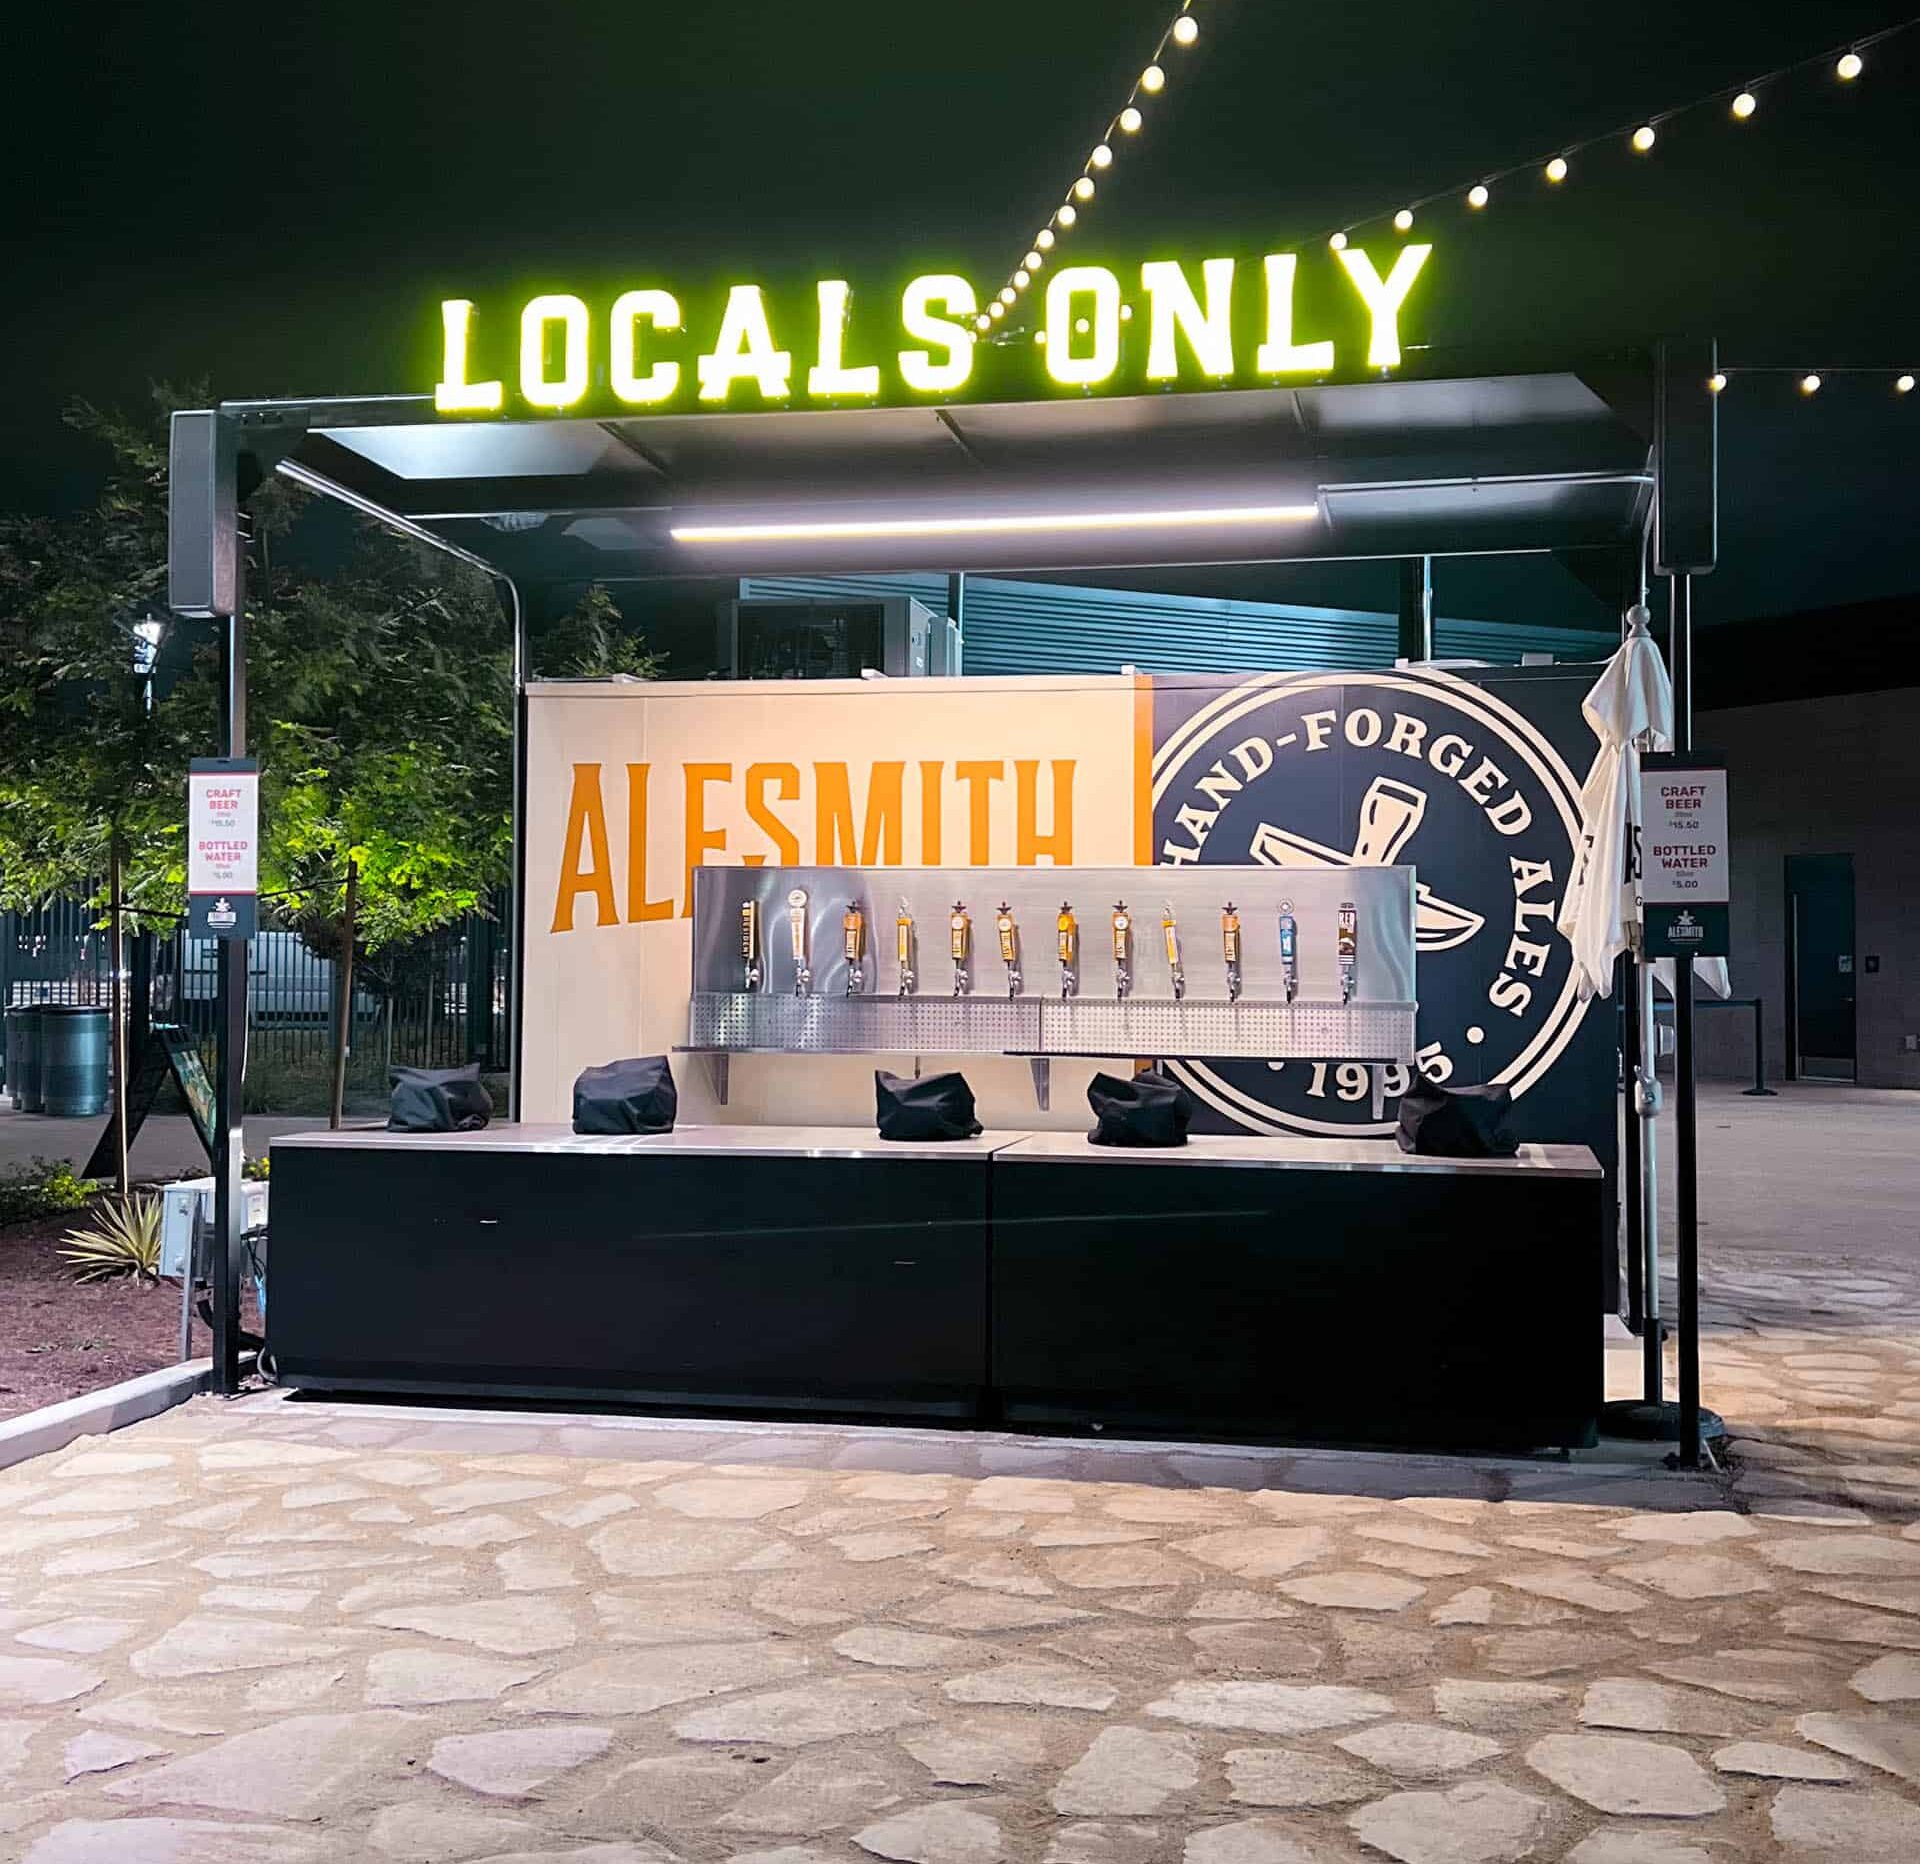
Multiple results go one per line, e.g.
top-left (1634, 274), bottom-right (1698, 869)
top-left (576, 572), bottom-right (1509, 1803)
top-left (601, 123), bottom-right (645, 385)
top-left (0, 1359), bottom-right (213, 1472)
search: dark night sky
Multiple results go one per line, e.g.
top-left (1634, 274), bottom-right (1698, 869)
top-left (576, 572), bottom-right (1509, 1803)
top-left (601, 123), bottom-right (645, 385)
top-left (3, 0), bottom-right (1916, 630)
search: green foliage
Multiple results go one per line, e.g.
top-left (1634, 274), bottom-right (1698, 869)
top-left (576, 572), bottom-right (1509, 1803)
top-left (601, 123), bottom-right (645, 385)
top-left (0, 388), bottom-right (658, 958)
top-left (60, 1193), bottom-right (163, 1283)
top-left (0, 1157), bottom-right (97, 1226)
top-left (242, 1154), bottom-right (271, 1181)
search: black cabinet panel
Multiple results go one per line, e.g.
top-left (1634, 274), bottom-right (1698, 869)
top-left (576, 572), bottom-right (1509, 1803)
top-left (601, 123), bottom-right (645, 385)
top-left (269, 1147), bottom-right (990, 1414)
top-left (992, 1159), bottom-right (1601, 1450)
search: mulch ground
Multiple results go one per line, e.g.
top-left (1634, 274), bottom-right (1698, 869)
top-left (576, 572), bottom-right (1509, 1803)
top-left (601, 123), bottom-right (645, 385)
top-left (0, 1209), bottom-right (185, 1420)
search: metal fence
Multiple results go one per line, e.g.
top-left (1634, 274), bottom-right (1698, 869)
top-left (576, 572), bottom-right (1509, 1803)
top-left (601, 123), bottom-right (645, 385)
top-left (1, 892), bottom-right (511, 1095)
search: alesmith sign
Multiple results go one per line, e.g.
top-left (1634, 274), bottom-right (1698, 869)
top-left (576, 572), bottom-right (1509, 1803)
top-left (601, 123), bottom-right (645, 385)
top-left (1150, 667), bottom-right (1597, 1139)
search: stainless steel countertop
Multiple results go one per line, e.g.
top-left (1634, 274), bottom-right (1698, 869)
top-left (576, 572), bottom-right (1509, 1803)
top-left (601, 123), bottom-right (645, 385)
top-left (271, 1123), bottom-right (1015, 1163)
top-left (995, 1131), bottom-right (1603, 1180)
top-left (274, 1123), bottom-right (1599, 1179)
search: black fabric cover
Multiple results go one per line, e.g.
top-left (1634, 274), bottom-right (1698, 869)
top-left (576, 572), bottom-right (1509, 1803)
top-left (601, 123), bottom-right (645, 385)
top-left (573, 1055), bottom-right (678, 1136)
top-left (1394, 1078), bottom-right (1518, 1158)
top-left (875, 1068), bottom-right (982, 1141)
top-left (1087, 1068), bottom-right (1193, 1148)
top-left (387, 1062), bottom-right (493, 1133)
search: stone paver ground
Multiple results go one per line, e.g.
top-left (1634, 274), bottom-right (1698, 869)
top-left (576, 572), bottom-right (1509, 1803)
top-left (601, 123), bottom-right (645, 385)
top-left (1, 1082), bottom-right (1917, 1860)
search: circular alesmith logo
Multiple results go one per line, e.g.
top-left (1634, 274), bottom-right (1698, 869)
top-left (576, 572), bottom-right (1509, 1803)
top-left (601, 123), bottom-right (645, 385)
top-left (1151, 667), bottom-right (1593, 1137)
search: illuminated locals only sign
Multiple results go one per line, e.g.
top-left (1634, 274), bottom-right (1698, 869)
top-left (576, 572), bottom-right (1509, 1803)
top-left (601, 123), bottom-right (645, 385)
top-left (435, 245), bottom-right (1433, 419)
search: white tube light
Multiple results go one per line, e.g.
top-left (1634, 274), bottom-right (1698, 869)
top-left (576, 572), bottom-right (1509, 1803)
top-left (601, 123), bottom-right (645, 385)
top-left (670, 501), bottom-right (1321, 546)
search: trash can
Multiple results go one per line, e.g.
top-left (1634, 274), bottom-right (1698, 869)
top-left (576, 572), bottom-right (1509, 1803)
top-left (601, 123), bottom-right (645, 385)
top-left (39, 1005), bottom-right (110, 1117)
top-left (4, 1005), bottom-right (43, 1113)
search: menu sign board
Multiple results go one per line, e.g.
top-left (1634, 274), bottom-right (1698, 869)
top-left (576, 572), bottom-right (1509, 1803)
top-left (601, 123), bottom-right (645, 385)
top-left (188, 757), bottom-right (259, 940)
top-left (1638, 759), bottom-right (1729, 958)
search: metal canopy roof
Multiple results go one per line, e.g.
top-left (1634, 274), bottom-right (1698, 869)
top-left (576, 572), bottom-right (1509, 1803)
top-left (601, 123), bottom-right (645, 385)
top-left (228, 359), bottom-right (1655, 585)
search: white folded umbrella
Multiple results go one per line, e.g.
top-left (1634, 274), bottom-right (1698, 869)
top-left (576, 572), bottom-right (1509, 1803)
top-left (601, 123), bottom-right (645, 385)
top-left (1556, 606), bottom-right (1730, 1001)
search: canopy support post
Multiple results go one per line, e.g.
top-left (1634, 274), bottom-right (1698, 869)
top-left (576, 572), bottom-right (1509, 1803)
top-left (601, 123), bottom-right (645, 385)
top-left (1670, 569), bottom-right (1702, 1467)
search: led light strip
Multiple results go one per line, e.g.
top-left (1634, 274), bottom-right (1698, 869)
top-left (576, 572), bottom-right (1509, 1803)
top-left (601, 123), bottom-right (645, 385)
top-left (670, 502), bottom-right (1319, 545)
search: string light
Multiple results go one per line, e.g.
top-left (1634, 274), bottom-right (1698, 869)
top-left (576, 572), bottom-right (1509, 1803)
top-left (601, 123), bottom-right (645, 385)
top-left (1328, 231), bottom-right (1348, 251)
top-left (1708, 373), bottom-right (1727, 394)
top-left (1800, 374), bottom-right (1822, 394)
top-left (1712, 365), bottom-right (1919, 397)
top-left (1899, 374), bottom-right (1916, 394)
top-left (981, 5), bottom-right (1211, 340)
top-left (998, 286), bottom-right (1016, 305)
top-left (1290, 18), bottom-right (1911, 261)
top-left (1393, 208), bottom-right (1414, 231)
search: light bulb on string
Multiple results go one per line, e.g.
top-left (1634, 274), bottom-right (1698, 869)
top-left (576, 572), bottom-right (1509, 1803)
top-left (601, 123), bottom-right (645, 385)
top-left (1837, 51), bottom-right (1863, 81)
top-left (1707, 373), bottom-right (1727, 394)
top-left (1024, 250), bottom-right (1043, 270)
top-left (1073, 175), bottom-right (1095, 202)
top-left (998, 287), bottom-right (1016, 306)
top-left (1140, 63), bottom-right (1165, 93)
top-left (1119, 106), bottom-right (1143, 133)
top-left (1172, 14), bottom-right (1198, 45)
top-left (1014, 269), bottom-right (1030, 288)
top-left (1632, 124), bottom-right (1656, 153)
top-left (989, 301), bottom-right (1005, 321)
top-left (1393, 208), bottom-right (1414, 232)
top-left (1467, 183), bottom-right (1490, 209)
top-left (1328, 231), bottom-right (1348, 251)
top-left (1732, 90), bottom-right (1757, 119)
top-left (1897, 374), bottom-right (1914, 394)
top-left (1058, 202), bottom-right (1078, 227)
top-left (1799, 373), bottom-right (1821, 395)
top-left (1545, 155), bottom-right (1569, 184)
top-left (1090, 143), bottom-right (1113, 168)
top-left (975, 314), bottom-right (991, 332)
top-left (1035, 229), bottom-right (1055, 251)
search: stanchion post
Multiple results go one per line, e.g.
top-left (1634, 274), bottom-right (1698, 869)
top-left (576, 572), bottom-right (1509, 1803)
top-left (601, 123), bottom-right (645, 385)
top-left (1745, 996), bottom-right (1777, 1096)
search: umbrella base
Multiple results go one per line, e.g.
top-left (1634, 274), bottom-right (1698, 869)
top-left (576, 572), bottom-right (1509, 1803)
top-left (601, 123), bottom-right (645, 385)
top-left (1599, 1398), bottom-right (1727, 1445)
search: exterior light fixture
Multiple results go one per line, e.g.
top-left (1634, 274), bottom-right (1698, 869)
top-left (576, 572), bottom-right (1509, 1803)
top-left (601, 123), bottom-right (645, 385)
top-left (1172, 14), bottom-right (1198, 46)
top-left (1119, 106), bottom-right (1143, 133)
top-left (1799, 373), bottom-right (1821, 395)
top-left (1631, 124), bottom-right (1656, 153)
top-left (1836, 51), bottom-right (1863, 81)
top-left (1393, 208), bottom-right (1414, 232)
top-left (1732, 90), bottom-right (1757, 119)
top-left (1467, 184), bottom-right (1490, 208)
top-left (1140, 64), bottom-right (1165, 93)
top-left (669, 502), bottom-right (1322, 547)
top-left (1545, 156), bottom-right (1569, 183)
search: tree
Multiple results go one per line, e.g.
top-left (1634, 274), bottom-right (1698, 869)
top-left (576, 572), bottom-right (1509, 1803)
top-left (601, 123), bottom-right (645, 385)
top-left (0, 388), bottom-right (660, 1139)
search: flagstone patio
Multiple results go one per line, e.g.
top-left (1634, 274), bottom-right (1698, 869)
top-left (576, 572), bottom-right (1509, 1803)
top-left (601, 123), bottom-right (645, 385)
top-left (2, 1083), bottom-right (1918, 1861)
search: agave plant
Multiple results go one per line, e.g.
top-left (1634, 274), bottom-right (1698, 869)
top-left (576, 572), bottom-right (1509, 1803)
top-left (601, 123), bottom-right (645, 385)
top-left (60, 1194), bottom-right (164, 1284)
